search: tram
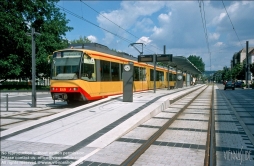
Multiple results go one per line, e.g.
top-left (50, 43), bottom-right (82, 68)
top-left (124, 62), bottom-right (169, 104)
top-left (49, 43), bottom-right (178, 104)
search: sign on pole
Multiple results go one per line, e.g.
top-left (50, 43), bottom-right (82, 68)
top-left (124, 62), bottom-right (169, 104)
top-left (156, 54), bottom-right (173, 62)
top-left (138, 54), bottom-right (172, 62)
top-left (138, 55), bottom-right (153, 62)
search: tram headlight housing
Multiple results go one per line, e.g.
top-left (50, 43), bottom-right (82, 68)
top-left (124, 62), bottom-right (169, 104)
top-left (63, 94), bottom-right (68, 100)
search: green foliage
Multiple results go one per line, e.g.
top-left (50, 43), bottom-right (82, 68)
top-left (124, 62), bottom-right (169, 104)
top-left (221, 66), bottom-right (231, 81)
top-left (231, 63), bottom-right (243, 80)
top-left (213, 70), bottom-right (223, 83)
top-left (0, 0), bottom-right (73, 81)
top-left (187, 55), bottom-right (205, 73)
top-left (250, 63), bottom-right (254, 77)
top-left (70, 36), bottom-right (91, 44)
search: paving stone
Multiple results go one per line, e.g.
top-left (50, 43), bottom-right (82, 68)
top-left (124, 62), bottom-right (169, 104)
top-left (142, 118), bottom-right (168, 127)
top-left (155, 112), bottom-right (176, 119)
top-left (169, 120), bottom-right (208, 130)
top-left (157, 130), bottom-right (207, 145)
top-left (122, 127), bottom-right (158, 140)
top-left (216, 133), bottom-right (252, 150)
top-left (85, 142), bottom-right (141, 165)
top-left (215, 122), bottom-right (241, 132)
top-left (178, 113), bottom-right (209, 120)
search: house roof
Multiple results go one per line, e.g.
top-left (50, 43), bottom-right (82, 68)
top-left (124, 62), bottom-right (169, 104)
top-left (240, 47), bottom-right (254, 54)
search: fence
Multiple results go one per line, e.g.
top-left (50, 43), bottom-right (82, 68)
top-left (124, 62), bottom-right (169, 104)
top-left (0, 78), bottom-right (50, 90)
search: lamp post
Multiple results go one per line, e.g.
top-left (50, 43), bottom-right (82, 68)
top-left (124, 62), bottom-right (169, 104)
top-left (27, 28), bottom-right (41, 107)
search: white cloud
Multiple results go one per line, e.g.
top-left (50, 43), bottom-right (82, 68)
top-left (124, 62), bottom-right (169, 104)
top-left (228, 2), bottom-right (239, 13)
top-left (87, 35), bottom-right (97, 43)
top-left (152, 26), bottom-right (163, 36)
top-left (97, 1), bottom-right (166, 47)
top-left (94, 1), bottom-right (254, 70)
top-left (214, 42), bottom-right (224, 47)
top-left (212, 12), bottom-right (226, 25)
top-left (136, 36), bottom-right (152, 45)
top-left (209, 33), bottom-right (220, 41)
top-left (134, 18), bottom-right (154, 33)
top-left (158, 13), bottom-right (170, 23)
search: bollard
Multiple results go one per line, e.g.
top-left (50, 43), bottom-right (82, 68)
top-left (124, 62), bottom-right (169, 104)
top-left (6, 94), bottom-right (8, 111)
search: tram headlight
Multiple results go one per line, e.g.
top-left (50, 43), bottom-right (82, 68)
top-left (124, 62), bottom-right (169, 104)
top-left (51, 87), bottom-right (55, 90)
top-left (63, 94), bottom-right (68, 100)
top-left (73, 87), bottom-right (78, 91)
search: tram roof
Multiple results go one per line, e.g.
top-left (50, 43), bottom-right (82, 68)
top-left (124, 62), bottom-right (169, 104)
top-left (68, 43), bottom-right (202, 75)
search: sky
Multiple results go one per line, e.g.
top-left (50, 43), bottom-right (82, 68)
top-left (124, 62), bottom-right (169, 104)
top-left (57, 0), bottom-right (254, 71)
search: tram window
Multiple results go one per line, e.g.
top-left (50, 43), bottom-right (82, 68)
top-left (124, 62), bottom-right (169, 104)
top-left (172, 74), bottom-right (176, 81)
top-left (111, 62), bottom-right (120, 81)
top-left (156, 71), bottom-right (164, 81)
top-left (81, 63), bottom-right (95, 81)
top-left (150, 69), bottom-right (154, 81)
top-left (169, 73), bottom-right (173, 81)
top-left (140, 67), bottom-right (146, 81)
top-left (134, 66), bottom-right (140, 81)
top-left (101, 60), bottom-right (110, 81)
top-left (121, 64), bottom-right (123, 80)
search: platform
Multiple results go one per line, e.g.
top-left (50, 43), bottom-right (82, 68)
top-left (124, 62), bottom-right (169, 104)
top-left (1, 85), bottom-right (203, 165)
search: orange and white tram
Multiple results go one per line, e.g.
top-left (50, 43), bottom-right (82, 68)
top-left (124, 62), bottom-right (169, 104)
top-left (50, 43), bottom-right (178, 104)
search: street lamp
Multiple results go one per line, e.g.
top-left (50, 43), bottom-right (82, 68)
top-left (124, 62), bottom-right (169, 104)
top-left (27, 28), bottom-right (41, 107)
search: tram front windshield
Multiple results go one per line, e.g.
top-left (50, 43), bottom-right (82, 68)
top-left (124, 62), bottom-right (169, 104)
top-left (51, 51), bottom-right (82, 80)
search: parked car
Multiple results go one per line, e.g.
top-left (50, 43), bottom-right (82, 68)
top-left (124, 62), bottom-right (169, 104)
top-left (234, 81), bottom-right (242, 88)
top-left (224, 81), bottom-right (235, 90)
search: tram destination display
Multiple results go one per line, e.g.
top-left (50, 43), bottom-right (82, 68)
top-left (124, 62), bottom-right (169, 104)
top-left (138, 54), bottom-right (173, 62)
top-left (156, 54), bottom-right (172, 62)
top-left (138, 55), bottom-right (153, 62)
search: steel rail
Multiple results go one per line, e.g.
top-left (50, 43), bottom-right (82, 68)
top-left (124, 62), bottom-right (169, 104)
top-left (120, 85), bottom-right (210, 166)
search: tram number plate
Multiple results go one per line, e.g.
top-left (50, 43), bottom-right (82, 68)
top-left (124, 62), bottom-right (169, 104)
top-left (60, 88), bottom-right (66, 91)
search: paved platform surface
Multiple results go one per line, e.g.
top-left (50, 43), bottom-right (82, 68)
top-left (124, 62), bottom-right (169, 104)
top-left (1, 84), bottom-right (254, 166)
top-left (0, 92), bottom-right (69, 131)
top-left (0, 92), bottom-right (66, 113)
top-left (1, 85), bottom-right (202, 165)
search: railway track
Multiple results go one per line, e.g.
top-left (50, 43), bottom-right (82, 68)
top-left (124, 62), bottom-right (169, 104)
top-left (120, 85), bottom-right (214, 166)
top-left (1, 85), bottom-right (216, 166)
top-left (78, 85), bottom-right (214, 166)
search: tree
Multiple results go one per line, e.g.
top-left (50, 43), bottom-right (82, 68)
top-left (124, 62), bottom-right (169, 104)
top-left (231, 63), bottom-right (243, 80)
top-left (0, 0), bottom-right (73, 82)
top-left (213, 70), bottom-right (223, 83)
top-left (70, 36), bottom-right (91, 44)
top-left (187, 55), bottom-right (205, 73)
top-left (250, 63), bottom-right (254, 79)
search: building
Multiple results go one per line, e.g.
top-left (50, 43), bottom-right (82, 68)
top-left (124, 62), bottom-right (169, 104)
top-left (231, 47), bottom-right (254, 83)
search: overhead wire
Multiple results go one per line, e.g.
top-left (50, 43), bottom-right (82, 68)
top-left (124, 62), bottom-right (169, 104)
top-left (198, 0), bottom-right (212, 71)
top-left (80, 0), bottom-right (139, 40)
top-left (66, 1), bottom-right (163, 54)
top-left (201, 1), bottom-right (212, 72)
top-left (221, 0), bottom-right (243, 49)
top-left (79, 0), bottom-right (164, 53)
top-left (57, 5), bottom-right (132, 45)
top-left (57, 4), bottom-right (158, 55)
